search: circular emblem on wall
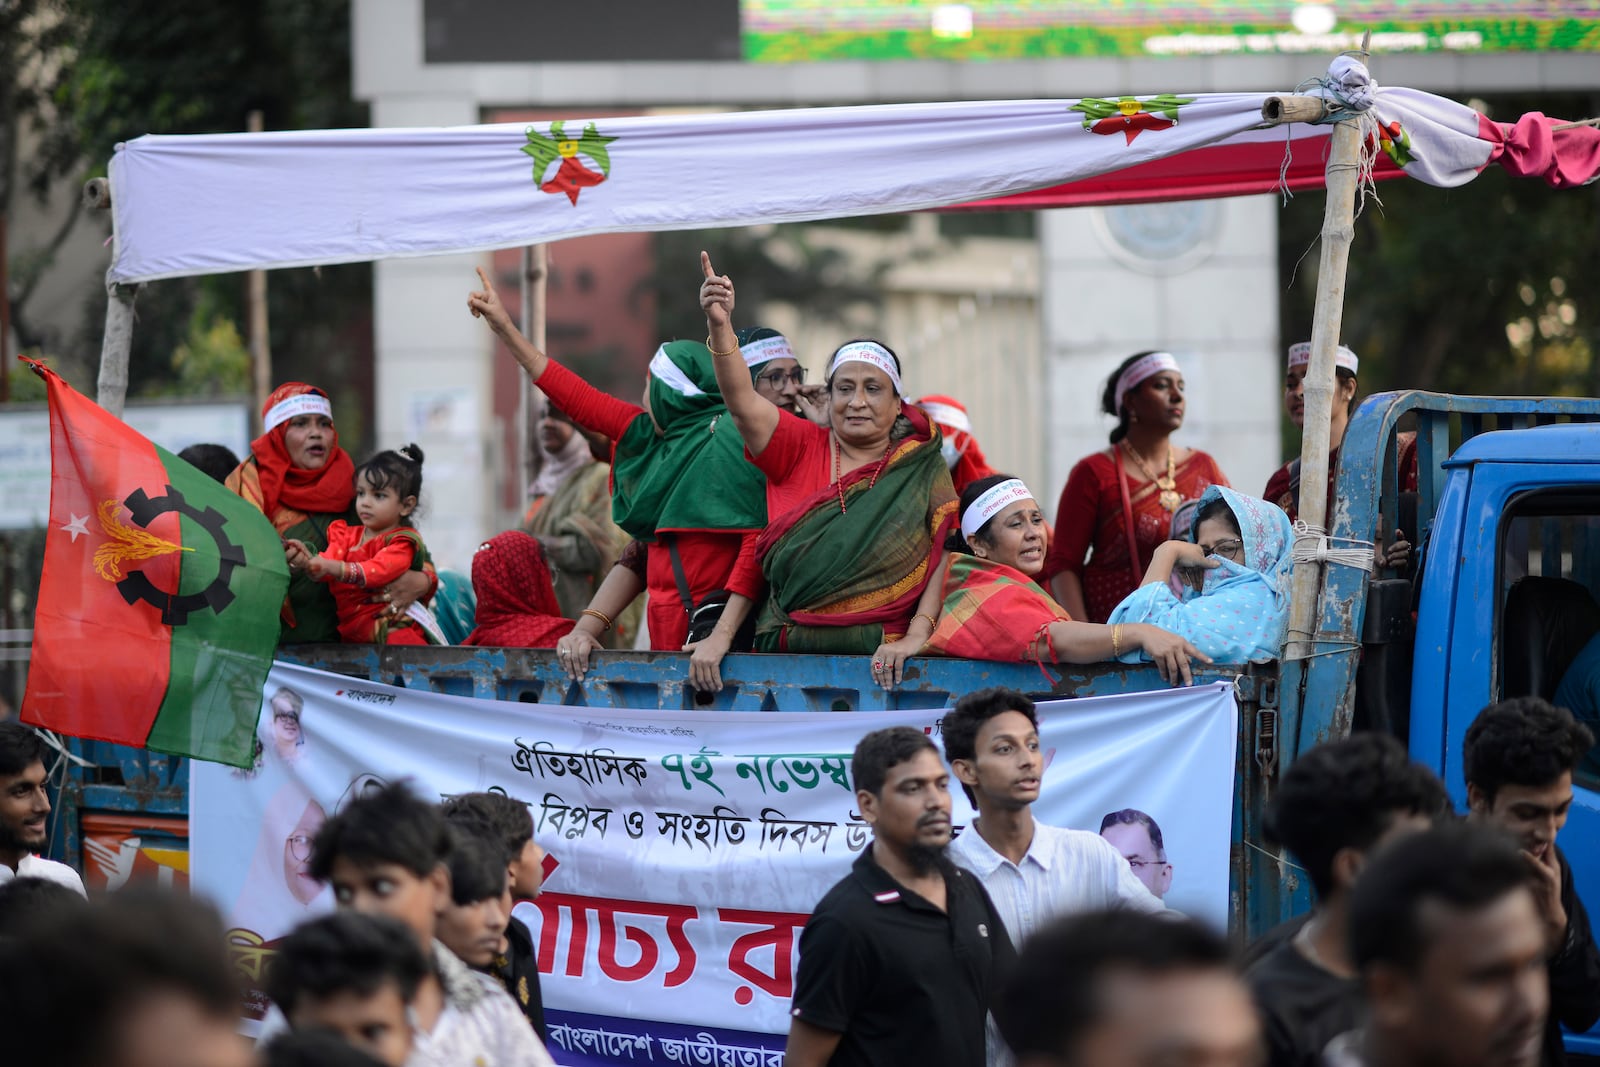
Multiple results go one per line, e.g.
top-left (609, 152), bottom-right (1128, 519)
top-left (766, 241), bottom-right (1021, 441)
top-left (1093, 200), bottom-right (1223, 276)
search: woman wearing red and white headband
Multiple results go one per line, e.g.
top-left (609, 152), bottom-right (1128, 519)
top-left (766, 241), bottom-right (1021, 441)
top-left (1042, 351), bottom-right (1230, 625)
top-left (226, 382), bottom-right (437, 644)
top-left (701, 252), bottom-right (957, 670)
top-left (905, 475), bottom-right (1206, 686)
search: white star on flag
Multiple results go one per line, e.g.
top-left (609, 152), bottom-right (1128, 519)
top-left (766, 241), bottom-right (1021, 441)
top-left (61, 514), bottom-right (91, 543)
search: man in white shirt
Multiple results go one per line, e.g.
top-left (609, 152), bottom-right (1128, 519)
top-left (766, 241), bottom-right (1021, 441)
top-left (0, 722), bottom-right (85, 896)
top-left (943, 687), bottom-right (1163, 949)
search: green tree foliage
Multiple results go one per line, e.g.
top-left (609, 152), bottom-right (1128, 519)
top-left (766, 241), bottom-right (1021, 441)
top-left (1279, 93), bottom-right (1600, 408)
top-left (157, 295), bottom-right (252, 398)
top-left (11, 1), bottom-right (375, 450)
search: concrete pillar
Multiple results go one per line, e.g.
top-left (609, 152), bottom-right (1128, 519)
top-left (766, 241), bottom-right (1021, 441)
top-left (370, 94), bottom-right (489, 572)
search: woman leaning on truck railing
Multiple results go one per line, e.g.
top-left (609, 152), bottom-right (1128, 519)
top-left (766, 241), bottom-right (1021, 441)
top-left (874, 474), bottom-right (1209, 689)
top-left (700, 252), bottom-right (958, 680)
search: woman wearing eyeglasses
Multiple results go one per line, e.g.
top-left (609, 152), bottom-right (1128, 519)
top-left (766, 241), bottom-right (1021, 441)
top-left (1107, 485), bottom-right (1294, 665)
top-left (470, 269), bottom-right (783, 687)
top-left (898, 474), bottom-right (1207, 688)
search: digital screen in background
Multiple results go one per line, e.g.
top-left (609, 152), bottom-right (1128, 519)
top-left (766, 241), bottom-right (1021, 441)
top-left (741, 1), bottom-right (1600, 60)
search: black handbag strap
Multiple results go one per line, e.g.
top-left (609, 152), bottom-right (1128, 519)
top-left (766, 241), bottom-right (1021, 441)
top-left (661, 533), bottom-right (696, 615)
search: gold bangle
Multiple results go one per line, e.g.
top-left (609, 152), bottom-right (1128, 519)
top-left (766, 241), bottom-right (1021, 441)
top-left (1111, 623), bottom-right (1123, 658)
top-left (581, 608), bottom-right (613, 632)
top-left (912, 613), bottom-right (937, 633)
top-left (706, 335), bottom-right (740, 359)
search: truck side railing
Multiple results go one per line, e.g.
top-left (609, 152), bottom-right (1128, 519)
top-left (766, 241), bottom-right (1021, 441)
top-left (1283, 391), bottom-right (1600, 775)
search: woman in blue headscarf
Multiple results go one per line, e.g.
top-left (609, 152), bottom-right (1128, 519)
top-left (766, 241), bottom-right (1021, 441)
top-left (1107, 485), bottom-right (1293, 664)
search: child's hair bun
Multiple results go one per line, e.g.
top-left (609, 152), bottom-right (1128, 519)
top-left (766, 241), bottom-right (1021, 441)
top-left (398, 443), bottom-right (425, 465)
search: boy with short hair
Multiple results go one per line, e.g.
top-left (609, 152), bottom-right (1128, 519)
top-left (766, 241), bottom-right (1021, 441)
top-left (301, 780), bottom-right (555, 1067)
top-left (440, 791), bottom-right (547, 1038)
top-left (436, 825), bottom-right (513, 971)
top-left (265, 911), bottom-right (428, 1067)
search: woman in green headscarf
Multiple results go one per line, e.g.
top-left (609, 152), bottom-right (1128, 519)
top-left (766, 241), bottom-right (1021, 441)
top-left (469, 268), bottom-right (785, 688)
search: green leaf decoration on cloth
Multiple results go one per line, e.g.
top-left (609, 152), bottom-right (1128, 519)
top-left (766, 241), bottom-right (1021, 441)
top-left (521, 121), bottom-right (620, 204)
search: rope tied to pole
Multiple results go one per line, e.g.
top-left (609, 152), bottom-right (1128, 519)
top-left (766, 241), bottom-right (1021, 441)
top-left (1291, 520), bottom-right (1377, 573)
top-left (1293, 55), bottom-right (1386, 217)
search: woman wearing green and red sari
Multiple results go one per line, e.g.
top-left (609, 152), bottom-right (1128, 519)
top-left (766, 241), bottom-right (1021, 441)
top-left (919, 474), bottom-right (1207, 687)
top-left (701, 253), bottom-right (957, 681)
top-left (469, 268), bottom-right (768, 677)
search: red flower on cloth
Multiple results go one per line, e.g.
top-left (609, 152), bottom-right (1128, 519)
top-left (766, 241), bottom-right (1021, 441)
top-left (1071, 95), bottom-right (1195, 145)
top-left (522, 121), bottom-right (618, 205)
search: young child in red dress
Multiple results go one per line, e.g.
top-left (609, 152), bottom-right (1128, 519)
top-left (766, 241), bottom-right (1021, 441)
top-left (285, 444), bottom-right (433, 645)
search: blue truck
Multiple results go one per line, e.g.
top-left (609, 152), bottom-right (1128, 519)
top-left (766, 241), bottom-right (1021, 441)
top-left (43, 388), bottom-right (1600, 1055)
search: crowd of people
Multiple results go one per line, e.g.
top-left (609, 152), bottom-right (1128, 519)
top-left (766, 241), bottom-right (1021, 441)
top-left (178, 252), bottom-right (1425, 695)
top-left (2, 693), bottom-right (1596, 1067)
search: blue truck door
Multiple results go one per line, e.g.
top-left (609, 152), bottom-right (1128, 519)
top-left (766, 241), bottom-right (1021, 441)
top-left (1428, 440), bottom-right (1600, 1055)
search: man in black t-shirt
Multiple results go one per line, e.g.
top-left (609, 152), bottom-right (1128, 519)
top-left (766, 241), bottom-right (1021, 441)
top-left (1244, 734), bottom-right (1448, 1067)
top-left (1464, 698), bottom-right (1600, 1067)
top-left (785, 726), bottom-right (1015, 1067)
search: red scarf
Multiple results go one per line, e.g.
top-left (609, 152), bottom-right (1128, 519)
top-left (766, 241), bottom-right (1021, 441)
top-left (463, 531), bottom-right (575, 648)
top-left (249, 383), bottom-right (356, 519)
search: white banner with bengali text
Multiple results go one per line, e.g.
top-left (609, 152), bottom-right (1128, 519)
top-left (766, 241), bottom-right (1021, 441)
top-left (192, 664), bottom-right (1237, 1065)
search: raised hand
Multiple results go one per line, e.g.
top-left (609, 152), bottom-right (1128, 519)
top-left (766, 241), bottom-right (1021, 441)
top-left (700, 251), bottom-right (735, 329)
top-left (467, 267), bottom-right (515, 336)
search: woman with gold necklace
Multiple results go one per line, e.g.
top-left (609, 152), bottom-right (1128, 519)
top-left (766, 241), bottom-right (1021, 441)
top-left (1044, 351), bottom-right (1230, 624)
top-left (701, 253), bottom-right (956, 679)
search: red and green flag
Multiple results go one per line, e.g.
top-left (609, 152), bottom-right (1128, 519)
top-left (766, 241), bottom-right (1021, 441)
top-left (21, 359), bottom-right (288, 767)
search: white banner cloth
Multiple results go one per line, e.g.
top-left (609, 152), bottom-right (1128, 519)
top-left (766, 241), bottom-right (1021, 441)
top-left (192, 664), bottom-right (1237, 1065)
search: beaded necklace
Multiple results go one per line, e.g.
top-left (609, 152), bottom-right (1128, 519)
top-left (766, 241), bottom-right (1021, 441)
top-left (832, 433), bottom-right (894, 515)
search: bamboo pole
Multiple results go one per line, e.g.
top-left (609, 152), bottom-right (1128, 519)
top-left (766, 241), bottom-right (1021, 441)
top-left (1281, 96), bottom-right (1367, 662)
top-left (246, 111), bottom-right (272, 428)
top-left (518, 245), bottom-right (549, 509)
top-left (82, 177), bottom-right (137, 418)
top-left (96, 285), bottom-right (138, 419)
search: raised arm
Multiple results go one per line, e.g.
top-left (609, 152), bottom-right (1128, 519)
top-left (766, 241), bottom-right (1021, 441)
top-left (701, 251), bottom-right (781, 456)
top-left (468, 266), bottom-right (549, 380)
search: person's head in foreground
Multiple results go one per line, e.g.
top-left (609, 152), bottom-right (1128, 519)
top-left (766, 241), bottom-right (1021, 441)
top-left (853, 725), bottom-right (951, 874)
top-left (1266, 732), bottom-right (1449, 906)
top-left (439, 790), bottom-right (545, 900)
top-left (0, 889), bottom-right (251, 1067)
top-left (261, 1028), bottom-right (394, 1067)
top-left (1346, 823), bottom-right (1548, 1067)
top-left (307, 780), bottom-right (452, 947)
top-left (1100, 808), bottom-right (1172, 899)
top-left (265, 911), bottom-right (428, 1067)
top-left (0, 720), bottom-right (50, 867)
top-left (995, 909), bottom-right (1262, 1067)
top-left (941, 686), bottom-right (1041, 810)
top-left (436, 823), bottom-right (513, 969)
top-left (1463, 696), bottom-right (1593, 861)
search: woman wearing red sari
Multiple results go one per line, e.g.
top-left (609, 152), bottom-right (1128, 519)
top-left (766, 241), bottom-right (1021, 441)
top-left (917, 475), bottom-right (1205, 686)
top-left (701, 253), bottom-right (956, 685)
top-left (1044, 351), bottom-right (1229, 624)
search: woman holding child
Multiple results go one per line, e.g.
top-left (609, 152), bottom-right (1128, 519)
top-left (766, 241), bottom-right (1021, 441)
top-left (226, 383), bottom-right (434, 644)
